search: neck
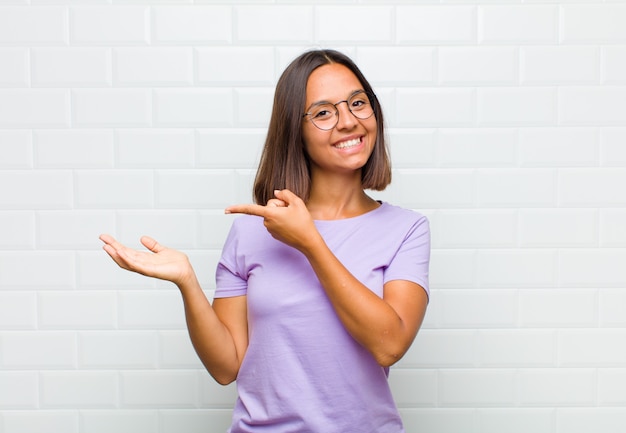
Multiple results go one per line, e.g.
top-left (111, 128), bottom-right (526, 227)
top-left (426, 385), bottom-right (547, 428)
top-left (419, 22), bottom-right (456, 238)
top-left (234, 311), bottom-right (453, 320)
top-left (306, 174), bottom-right (379, 220)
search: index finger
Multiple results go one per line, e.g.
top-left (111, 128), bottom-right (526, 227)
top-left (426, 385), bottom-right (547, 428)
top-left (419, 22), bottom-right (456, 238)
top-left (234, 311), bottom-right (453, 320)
top-left (99, 233), bottom-right (127, 261)
top-left (225, 203), bottom-right (271, 217)
top-left (99, 233), bottom-right (122, 248)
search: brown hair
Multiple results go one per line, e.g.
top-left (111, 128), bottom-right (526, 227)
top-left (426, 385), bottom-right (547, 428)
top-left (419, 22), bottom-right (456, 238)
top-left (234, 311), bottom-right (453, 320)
top-left (253, 49), bottom-right (391, 205)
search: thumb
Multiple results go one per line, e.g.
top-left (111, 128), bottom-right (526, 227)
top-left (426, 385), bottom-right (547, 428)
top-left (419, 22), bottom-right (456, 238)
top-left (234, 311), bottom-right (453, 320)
top-left (274, 188), bottom-right (301, 205)
top-left (140, 236), bottom-right (164, 253)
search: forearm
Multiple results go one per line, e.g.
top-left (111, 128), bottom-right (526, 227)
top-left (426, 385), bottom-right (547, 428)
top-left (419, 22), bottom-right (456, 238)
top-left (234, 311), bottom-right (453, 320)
top-left (301, 236), bottom-right (414, 367)
top-left (98, 234), bottom-right (243, 382)
top-left (176, 276), bottom-right (241, 384)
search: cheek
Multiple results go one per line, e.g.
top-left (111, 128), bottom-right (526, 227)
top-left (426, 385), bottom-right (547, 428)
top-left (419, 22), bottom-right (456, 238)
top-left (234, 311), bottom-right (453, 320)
top-left (302, 125), bottom-right (327, 153)
top-left (301, 131), bottom-right (313, 157)
top-left (366, 120), bottom-right (378, 146)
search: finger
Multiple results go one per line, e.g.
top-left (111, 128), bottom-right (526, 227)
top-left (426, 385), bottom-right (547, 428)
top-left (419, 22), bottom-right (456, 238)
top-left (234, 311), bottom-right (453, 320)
top-left (101, 242), bottom-right (132, 270)
top-left (99, 234), bottom-right (130, 255)
top-left (267, 198), bottom-right (286, 208)
top-left (274, 189), bottom-right (301, 205)
top-left (140, 236), bottom-right (164, 253)
top-left (100, 234), bottom-right (154, 275)
top-left (101, 242), bottom-right (119, 259)
top-left (99, 233), bottom-right (119, 247)
top-left (225, 203), bottom-right (269, 217)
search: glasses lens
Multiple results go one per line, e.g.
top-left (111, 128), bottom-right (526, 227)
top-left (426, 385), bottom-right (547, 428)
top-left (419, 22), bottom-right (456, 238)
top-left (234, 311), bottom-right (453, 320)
top-left (309, 104), bottom-right (337, 130)
top-left (306, 91), bottom-right (375, 130)
top-left (348, 91), bottom-right (374, 119)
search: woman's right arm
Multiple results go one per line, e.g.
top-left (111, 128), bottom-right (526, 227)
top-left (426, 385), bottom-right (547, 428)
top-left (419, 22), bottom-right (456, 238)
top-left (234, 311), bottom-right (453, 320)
top-left (99, 234), bottom-right (247, 385)
top-left (181, 276), bottom-right (248, 385)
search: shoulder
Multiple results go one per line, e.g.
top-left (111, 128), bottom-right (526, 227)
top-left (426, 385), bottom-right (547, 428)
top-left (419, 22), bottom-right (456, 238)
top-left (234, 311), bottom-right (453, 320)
top-left (230, 214), bottom-right (264, 232)
top-left (376, 202), bottom-right (429, 230)
top-left (223, 214), bottom-right (270, 251)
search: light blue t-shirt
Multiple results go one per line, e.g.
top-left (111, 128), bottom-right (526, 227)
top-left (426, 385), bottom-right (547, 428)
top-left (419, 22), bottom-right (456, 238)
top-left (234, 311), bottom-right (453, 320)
top-left (215, 202), bottom-right (430, 433)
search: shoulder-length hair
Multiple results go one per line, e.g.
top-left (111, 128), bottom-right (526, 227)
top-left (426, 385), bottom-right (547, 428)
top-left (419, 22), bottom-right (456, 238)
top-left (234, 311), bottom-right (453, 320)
top-left (253, 49), bottom-right (391, 205)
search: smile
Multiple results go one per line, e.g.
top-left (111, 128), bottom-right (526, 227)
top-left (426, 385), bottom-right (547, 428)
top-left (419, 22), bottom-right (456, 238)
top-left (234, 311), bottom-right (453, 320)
top-left (334, 138), bottom-right (361, 149)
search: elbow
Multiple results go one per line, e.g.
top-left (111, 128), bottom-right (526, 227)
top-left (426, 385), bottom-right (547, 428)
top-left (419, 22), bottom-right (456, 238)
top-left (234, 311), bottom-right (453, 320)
top-left (372, 342), bottom-right (406, 367)
top-left (372, 335), bottom-right (412, 367)
top-left (374, 352), bottom-right (403, 368)
top-left (371, 331), bottom-right (410, 367)
top-left (216, 377), bottom-right (236, 386)
top-left (211, 372), bottom-right (237, 386)
top-left (208, 366), bottom-right (238, 386)
top-left (202, 357), bottom-right (241, 386)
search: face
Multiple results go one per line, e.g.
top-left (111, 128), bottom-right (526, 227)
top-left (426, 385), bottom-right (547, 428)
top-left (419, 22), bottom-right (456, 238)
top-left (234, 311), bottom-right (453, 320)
top-left (302, 63), bottom-right (377, 178)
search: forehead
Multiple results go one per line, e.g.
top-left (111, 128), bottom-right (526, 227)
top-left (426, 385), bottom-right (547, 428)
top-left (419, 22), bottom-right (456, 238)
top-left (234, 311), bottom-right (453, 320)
top-left (305, 63), bottom-right (363, 104)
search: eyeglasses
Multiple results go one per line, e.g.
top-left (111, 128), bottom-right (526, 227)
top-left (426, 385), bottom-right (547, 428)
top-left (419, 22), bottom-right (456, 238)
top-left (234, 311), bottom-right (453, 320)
top-left (302, 90), bottom-right (375, 131)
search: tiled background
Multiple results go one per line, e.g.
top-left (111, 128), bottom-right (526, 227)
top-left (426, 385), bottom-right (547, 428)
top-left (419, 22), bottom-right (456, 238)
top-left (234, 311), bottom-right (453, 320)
top-left (1, 1), bottom-right (626, 432)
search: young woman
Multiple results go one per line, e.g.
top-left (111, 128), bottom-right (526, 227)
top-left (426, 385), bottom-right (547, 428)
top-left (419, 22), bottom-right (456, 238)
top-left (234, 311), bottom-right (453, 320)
top-left (100, 49), bottom-right (430, 433)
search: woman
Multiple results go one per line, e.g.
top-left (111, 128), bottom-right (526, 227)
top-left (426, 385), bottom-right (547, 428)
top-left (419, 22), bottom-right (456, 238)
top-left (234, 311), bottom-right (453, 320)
top-left (100, 49), bottom-right (430, 433)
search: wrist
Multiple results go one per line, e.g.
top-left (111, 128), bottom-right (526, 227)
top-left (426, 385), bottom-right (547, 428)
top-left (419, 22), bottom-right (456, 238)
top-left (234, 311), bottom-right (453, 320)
top-left (300, 230), bottom-right (327, 259)
top-left (175, 260), bottom-right (199, 291)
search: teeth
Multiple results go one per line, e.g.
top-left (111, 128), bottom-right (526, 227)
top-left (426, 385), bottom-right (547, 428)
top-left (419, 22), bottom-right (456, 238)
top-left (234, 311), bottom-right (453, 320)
top-left (335, 138), bottom-right (360, 149)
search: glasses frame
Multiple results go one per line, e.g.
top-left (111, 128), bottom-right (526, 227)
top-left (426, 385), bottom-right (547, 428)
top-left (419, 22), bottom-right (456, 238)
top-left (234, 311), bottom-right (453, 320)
top-left (302, 90), bottom-right (375, 131)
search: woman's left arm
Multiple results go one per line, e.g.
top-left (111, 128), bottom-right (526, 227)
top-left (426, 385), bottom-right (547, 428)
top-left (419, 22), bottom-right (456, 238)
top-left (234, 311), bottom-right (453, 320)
top-left (225, 189), bottom-right (428, 367)
top-left (302, 238), bottom-right (428, 367)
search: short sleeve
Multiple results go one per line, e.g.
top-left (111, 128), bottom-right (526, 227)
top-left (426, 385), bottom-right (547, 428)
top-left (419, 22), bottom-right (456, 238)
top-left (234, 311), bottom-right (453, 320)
top-left (383, 215), bottom-right (430, 298)
top-left (214, 220), bottom-right (249, 299)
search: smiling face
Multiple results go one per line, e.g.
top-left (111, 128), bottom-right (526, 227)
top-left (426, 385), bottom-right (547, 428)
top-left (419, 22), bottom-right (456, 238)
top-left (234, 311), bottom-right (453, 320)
top-left (302, 63), bottom-right (378, 180)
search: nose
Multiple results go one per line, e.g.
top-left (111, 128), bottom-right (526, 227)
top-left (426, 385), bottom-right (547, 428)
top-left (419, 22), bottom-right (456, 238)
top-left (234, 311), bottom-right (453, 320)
top-left (334, 101), bottom-right (357, 130)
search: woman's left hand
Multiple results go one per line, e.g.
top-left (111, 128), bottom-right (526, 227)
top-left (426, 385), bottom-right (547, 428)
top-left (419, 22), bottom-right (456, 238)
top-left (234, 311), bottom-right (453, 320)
top-left (99, 234), bottom-right (196, 287)
top-left (225, 189), bottom-right (320, 252)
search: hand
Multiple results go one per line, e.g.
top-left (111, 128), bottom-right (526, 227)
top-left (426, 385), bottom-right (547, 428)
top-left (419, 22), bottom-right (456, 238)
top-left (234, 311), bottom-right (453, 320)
top-left (225, 189), bottom-right (320, 252)
top-left (99, 234), bottom-right (195, 287)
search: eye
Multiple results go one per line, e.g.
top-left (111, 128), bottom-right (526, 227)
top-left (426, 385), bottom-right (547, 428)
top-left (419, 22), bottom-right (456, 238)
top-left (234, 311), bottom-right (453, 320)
top-left (311, 105), bottom-right (335, 119)
top-left (350, 94), bottom-right (370, 110)
top-left (314, 110), bottom-right (329, 118)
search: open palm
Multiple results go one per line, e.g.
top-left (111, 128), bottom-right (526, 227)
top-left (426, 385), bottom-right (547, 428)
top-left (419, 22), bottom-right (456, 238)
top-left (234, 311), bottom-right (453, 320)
top-left (99, 234), bottom-right (194, 286)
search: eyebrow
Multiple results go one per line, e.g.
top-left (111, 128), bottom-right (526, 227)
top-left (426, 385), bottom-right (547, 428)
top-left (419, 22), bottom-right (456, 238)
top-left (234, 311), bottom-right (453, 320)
top-left (306, 89), bottom-right (366, 110)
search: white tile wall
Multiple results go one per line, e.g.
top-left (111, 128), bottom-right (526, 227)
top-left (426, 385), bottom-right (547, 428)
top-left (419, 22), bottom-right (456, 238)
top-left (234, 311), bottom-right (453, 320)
top-left (557, 408), bottom-right (626, 433)
top-left (0, 89), bottom-right (70, 127)
top-left (520, 46), bottom-right (599, 85)
top-left (439, 47), bottom-right (518, 85)
top-left (80, 410), bottom-right (157, 433)
top-left (0, 130), bottom-right (32, 169)
top-left (477, 87), bottom-right (556, 126)
top-left (238, 7), bottom-right (313, 43)
top-left (603, 46), bottom-right (626, 84)
top-left (1, 1), bottom-right (625, 432)
top-left (517, 368), bottom-right (596, 406)
top-left (70, 6), bottom-right (149, 45)
top-left (439, 128), bottom-right (517, 168)
top-left (0, 48), bottom-right (29, 87)
top-left (396, 5), bottom-right (476, 45)
top-left (477, 409), bottom-right (554, 433)
top-left (479, 5), bottom-right (558, 45)
top-left (114, 47), bottom-right (193, 86)
top-left (2, 411), bottom-right (79, 433)
top-left (40, 371), bottom-right (119, 408)
top-left (152, 6), bottom-right (231, 44)
top-left (0, 7), bottom-right (67, 45)
top-left (561, 4), bottom-right (626, 43)
top-left (519, 128), bottom-right (599, 167)
top-left (601, 128), bottom-right (626, 166)
top-left (559, 87), bottom-right (626, 125)
top-left (31, 48), bottom-right (112, 87)
top-left (73, 89), bottom-right (152, 127)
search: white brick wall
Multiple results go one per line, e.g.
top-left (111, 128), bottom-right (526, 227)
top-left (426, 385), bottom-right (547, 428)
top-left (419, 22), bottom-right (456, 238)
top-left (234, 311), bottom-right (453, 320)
top-left (0, 1), bottom-right (625, 432)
